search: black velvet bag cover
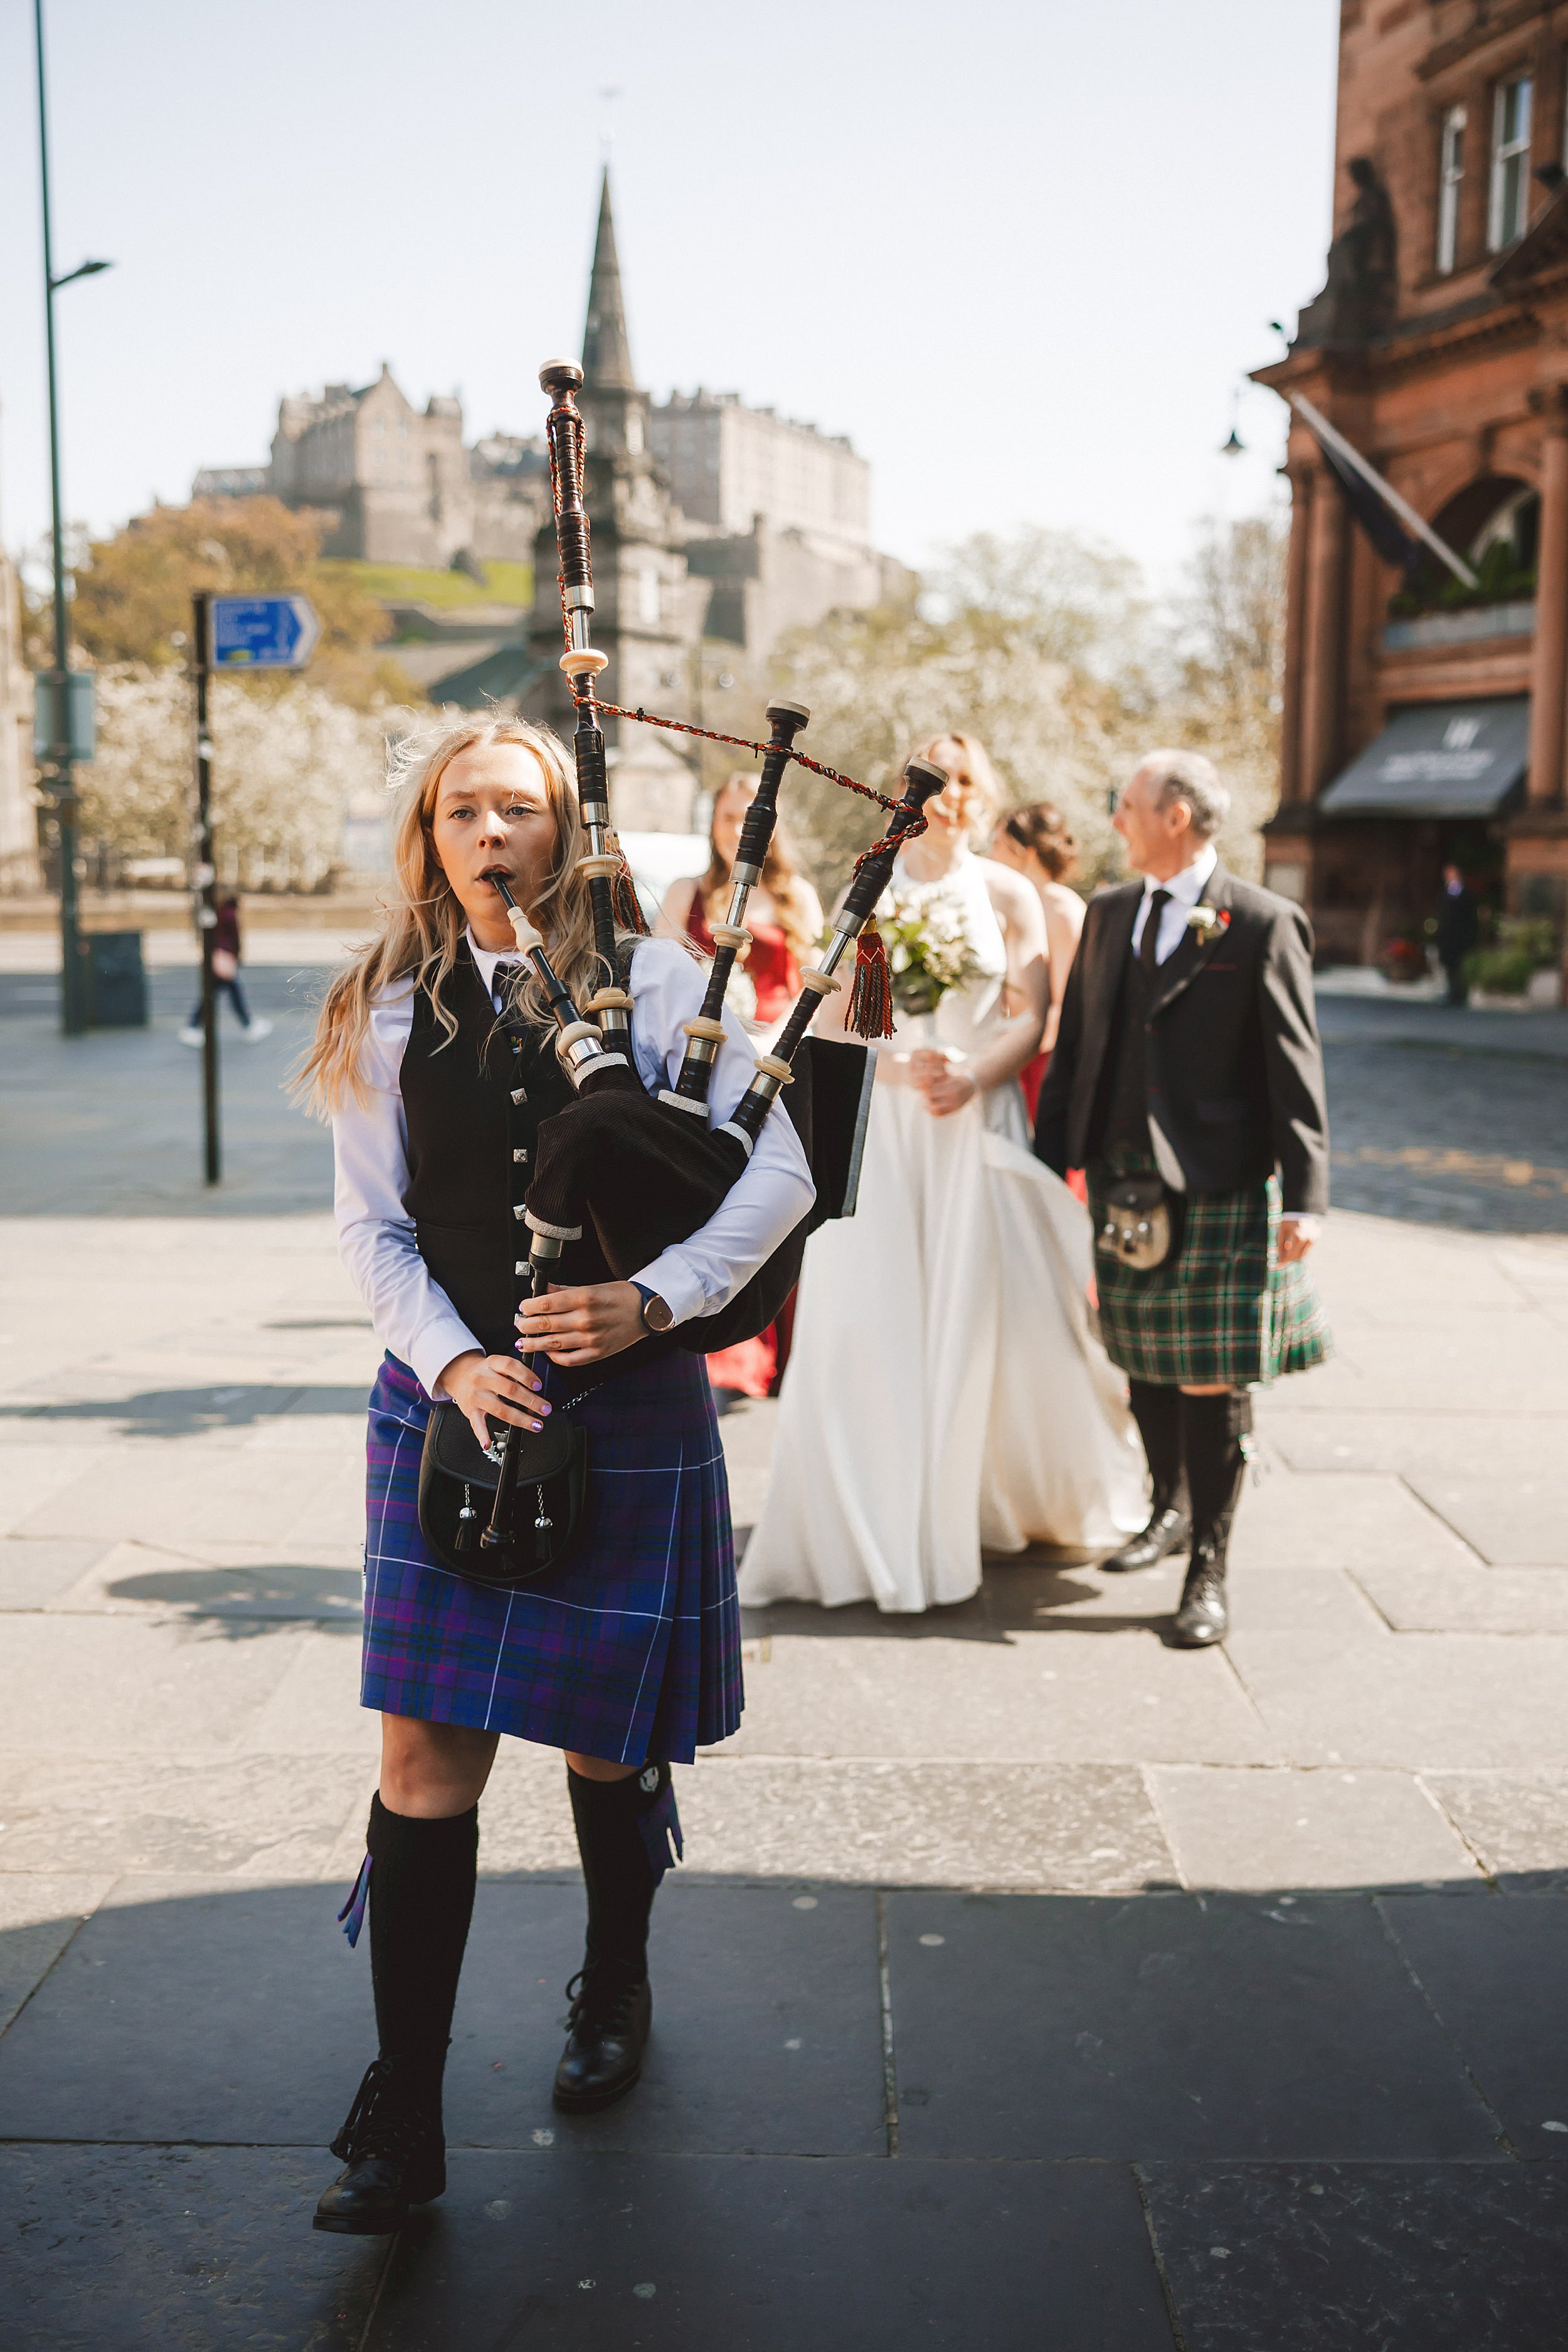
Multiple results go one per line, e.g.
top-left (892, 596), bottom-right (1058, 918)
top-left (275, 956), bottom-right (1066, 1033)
top-left (418, 1402), bottom-right (588, 1586)
top-left (523, 1035), bottom-right (874, 1355)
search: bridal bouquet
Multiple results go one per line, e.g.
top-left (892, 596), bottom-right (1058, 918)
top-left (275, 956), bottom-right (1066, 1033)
top-left (879, 883), bottom-right (983, 1018)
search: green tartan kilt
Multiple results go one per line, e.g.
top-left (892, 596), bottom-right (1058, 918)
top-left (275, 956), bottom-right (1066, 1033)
top-left (1088, 1147), bottom-right (1332, 1389)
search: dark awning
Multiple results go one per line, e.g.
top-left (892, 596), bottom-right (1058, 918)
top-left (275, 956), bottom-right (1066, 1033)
top-left (1318, 696), bottom-right (1530, 818)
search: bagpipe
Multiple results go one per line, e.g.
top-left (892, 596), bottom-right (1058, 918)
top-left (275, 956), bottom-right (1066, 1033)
top-left (472, 358), bottom-right (944, 1560)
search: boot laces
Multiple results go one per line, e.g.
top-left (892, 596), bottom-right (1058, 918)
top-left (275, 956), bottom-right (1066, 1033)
top-left (330, 2057), bottom-right (437, 2168)
top-left (565, 1967), bottom-right (644, 2039)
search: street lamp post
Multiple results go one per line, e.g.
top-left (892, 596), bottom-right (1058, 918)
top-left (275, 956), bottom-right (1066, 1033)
top-left (33, 0), bottom-right (110, 1037)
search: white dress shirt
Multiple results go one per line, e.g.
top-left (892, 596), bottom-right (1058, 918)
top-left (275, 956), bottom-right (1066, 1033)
top-left (1128, 843), bottom-right (1218, 965)
top-left (332, 931), bottom-right (815, 1396)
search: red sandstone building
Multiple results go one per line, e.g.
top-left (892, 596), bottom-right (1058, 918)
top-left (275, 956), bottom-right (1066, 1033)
top-left (1258, 0), bottom-right (1568, 977)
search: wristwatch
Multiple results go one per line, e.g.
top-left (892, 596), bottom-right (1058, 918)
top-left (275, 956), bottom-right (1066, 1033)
top-left (630, 1281), bottom-right (675, 1333)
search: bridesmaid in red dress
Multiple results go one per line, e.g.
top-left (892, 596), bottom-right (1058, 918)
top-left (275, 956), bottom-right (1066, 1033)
top-left (990, 803), bottom-right (1088, 1199)
top-left (659, 774), bottom-right (824, 1401)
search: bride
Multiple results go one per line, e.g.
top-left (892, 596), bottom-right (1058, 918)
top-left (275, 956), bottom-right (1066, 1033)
top-left (739, 732), bottom-right (1146, 1614)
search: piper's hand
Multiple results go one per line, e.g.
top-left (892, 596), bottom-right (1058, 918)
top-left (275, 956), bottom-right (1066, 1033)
top-left (438, 1350), bottom-right (550, 1451)
top-left (516, 1280), bottom-right (645, 1366)
top-left (1276, 1217), bottom-right (1318, 1266)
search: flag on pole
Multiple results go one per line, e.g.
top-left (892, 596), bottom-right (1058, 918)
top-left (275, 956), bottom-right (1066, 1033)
top-left (1289, 394), bottom-right (1478, 589)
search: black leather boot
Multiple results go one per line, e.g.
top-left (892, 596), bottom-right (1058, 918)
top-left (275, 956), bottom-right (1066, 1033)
top-left (553, 1969), bottom-right (654, 2113)
top-left (1171, 1391), bottom-right (1252, 1648)
top-left (1101, 1380), bottom-right (1190, 1574)
top-left (314, 1796), bottom-right (477, 2233)
top-left (554, 1762), bottom-right (680, 2112)
top-left (314, 2053), bottom-right (446, 2235)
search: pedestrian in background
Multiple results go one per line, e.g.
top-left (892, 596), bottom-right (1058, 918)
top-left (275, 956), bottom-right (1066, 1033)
top-left (1433, 862), bottom-right (1478, 1007)
top-left (180, 895), bottom-right (271, 1044)
top-left (1036, 748), bottom-right (1332, 1650)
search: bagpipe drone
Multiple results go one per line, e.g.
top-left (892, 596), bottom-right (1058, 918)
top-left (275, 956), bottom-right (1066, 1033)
top-left (470, 359), bottom-right (944, 1563)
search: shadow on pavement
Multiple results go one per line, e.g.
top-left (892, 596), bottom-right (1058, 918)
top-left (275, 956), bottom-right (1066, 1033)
top-left (0, 1385), bottom-right (366, 1439)
top-left (1, 1870), bottom-right (1565, 2349)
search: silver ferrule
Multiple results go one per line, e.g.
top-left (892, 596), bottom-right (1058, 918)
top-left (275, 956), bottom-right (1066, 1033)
top-left (529, 1234), bottom-right (566, 1261)
top-left (598, 1005), bottom-right (632, 1036)
top-left (730, 859), bottom-right (762, 891)
top-left (684, 1035), bottom-right (719, 1068)
top-left (723, 879), bottom-right (754, 929)
top-left (563, 1036), bottom-right (606, 1075)
top-left (566, 590), bottom-right (595, 618)
top-left (746, 1067), bottom-right (787, 1107)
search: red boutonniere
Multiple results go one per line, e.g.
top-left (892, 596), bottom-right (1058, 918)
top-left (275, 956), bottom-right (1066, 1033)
top-left (1185, 906), bottom-right (1231, 941)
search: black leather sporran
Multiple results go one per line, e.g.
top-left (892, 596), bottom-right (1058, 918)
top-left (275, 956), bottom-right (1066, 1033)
top-left (418, 1401), bottom-right (588, 1587)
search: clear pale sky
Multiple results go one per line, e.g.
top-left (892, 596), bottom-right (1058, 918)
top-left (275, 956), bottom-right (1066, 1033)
top-left (0, 0), bottom-right (1338, 589)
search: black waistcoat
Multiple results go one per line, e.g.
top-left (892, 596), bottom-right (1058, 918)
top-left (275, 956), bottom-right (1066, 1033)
top-left (1087, 940), bottom-right (1157, 1162)
top-left (400, 947), bottom-right (617, 1362)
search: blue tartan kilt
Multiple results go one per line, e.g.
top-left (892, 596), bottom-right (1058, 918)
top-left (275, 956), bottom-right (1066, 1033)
top-left (361, 1350), bottom-right (743, 1767)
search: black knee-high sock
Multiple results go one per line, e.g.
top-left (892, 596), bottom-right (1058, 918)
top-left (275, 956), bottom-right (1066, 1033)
top-left (1180, 1390), bottom-right (1253, 1549)
top-left (567, 1762), bottom-right (682, 1995)
top-left (1127, 1380), bottom-right (1187, 1517)
top-left (366, 1793), bottom-right (479, 2094)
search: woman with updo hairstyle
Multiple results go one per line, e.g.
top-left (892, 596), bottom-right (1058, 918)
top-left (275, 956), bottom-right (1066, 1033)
top-left (990, 802), bottom-right (1087, 1125)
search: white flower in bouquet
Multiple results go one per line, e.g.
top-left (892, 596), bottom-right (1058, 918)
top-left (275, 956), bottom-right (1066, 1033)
top-left (879, 883), bottom-right (983, 1017)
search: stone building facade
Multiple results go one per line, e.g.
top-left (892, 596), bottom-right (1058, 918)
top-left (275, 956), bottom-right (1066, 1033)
top-left (1258, 0), bottom-right (1568, 975)
top-left (196, 368), bottom-right (548, 569)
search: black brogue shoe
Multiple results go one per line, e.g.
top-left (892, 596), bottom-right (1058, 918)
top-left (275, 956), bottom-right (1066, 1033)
top-left (553, 1970), bottom-right (652, 2114)
top-left (313, 2056), bottom-right (446, 2236)
top-left (1171, 1545), bottom-right (1230, 1648)
top-left (1101, 1502), bottom-right (1192, 1576)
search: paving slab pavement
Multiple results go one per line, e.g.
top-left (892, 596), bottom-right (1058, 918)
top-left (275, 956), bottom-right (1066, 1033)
top-left (3, 961), bottom-right (1567, 2344)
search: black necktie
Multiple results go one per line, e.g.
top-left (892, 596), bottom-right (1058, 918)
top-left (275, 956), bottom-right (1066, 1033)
top-left (1140, 889), bottom-right (1171, 976)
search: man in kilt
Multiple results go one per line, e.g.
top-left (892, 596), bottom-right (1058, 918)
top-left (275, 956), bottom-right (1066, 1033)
top-left (1035, 750), bottom-right (1330, 1647)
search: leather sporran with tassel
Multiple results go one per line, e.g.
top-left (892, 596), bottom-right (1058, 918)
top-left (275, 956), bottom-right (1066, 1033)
top-left (418, 1404), bottom-right (588, 1585)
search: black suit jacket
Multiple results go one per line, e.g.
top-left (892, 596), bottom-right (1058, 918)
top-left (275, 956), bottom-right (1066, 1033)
top-left (1033, 864), bottom-right (1330, 1215)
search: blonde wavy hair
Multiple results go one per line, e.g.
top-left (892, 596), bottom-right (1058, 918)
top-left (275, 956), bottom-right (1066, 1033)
top-left (295, 712), bottom-right (638, 1117)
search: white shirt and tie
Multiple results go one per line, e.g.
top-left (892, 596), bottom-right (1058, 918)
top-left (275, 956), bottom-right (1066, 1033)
top-left (1130, 846), bottom-right (1319, 1240)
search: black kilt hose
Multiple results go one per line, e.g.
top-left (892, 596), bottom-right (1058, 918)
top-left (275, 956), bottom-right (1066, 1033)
top-left (1037, 863), bottom-right (1333, 1392)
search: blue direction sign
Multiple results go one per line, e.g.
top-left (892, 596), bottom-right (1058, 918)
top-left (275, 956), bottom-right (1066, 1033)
top-left (209, 594), bottom-right (320, 670)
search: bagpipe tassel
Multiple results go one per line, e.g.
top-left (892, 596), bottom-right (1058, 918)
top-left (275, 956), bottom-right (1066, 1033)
top-left (848, 916), bottom-right (895, 1041)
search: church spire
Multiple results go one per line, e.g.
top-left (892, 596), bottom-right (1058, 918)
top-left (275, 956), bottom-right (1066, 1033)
top-left (581, 167), bottom-right (636, 392)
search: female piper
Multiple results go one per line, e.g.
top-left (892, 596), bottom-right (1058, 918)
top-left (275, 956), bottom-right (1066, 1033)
top-left (657, 770), bottom-right (823, 1028)
top-left (296, 714), bottom-right (813, 2237)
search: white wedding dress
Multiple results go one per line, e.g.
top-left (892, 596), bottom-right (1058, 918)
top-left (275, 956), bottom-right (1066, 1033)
top-left (739, 849), bottom-right (1146, 1614)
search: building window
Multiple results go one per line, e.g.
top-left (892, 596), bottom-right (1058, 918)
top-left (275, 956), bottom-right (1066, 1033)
top-left (1489, 73), bottom-right (1534, 249)
top-left (638, 567), bottom-right (660, 627)
top-left (1436, 105), bottom-right (1465, 271)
